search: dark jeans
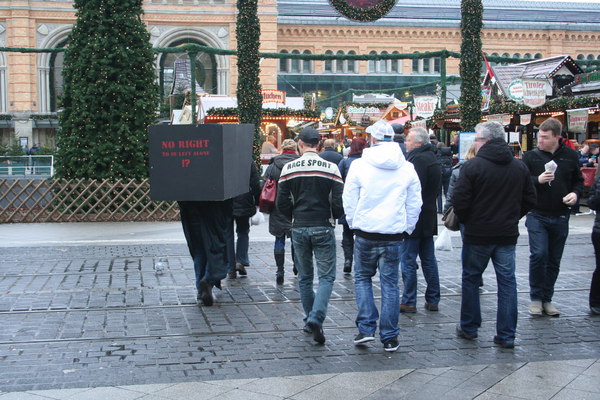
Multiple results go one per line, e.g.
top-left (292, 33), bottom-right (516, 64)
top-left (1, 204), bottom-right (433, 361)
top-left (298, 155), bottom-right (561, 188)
top-left (526, 212), bottom-right (569, 303)
top-left (292, 226), bottom-right (337, 327)
top-left (354, 236), bottom-right (402, 343)
top-left (591, 232), bottom-right (600, 308)
top-left (401, 236), bottom-right (440, 306)
top-left (342, 222), bottom-right (355, 263)
top-left (227, 216), bottom-right (251, 273)
top-left (460, 243), bottom-right (517, 342)
top-left (437, 168), bottom-right (452, 213)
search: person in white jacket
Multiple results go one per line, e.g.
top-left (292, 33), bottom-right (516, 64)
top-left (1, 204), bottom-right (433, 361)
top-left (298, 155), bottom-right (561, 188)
top-left (343, 120), bottom-right (422, 352)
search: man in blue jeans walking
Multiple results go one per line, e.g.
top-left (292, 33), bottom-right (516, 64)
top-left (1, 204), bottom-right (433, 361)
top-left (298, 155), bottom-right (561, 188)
top-left (453, 122), bottom-right (536, 348)
top-left (276, 127), bottom-right (344, 345)
top-left (343, 120), bottom-right (422, 352)
top-left (522, 118), bottom-right (583, 317)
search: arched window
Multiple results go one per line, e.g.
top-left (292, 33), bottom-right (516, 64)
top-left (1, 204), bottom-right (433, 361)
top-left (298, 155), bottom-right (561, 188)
top-left (577, 54), bottom-right (585, 60)
top-left (49, 40), bottom-right (68, 112)
top-left (0, 52), bottom-right (6, 113)
top-left (490, 53), bottom-right (499, 67)
top-left (290, 50), bottom-right (300, 73)
top-left (597, 55), bottom-right (600, 60)
top-left (302, 50), bottom-right (312, 73)
top-left (347, 50), bottom-right (357, 73)
top-left (368, 51), bottom-right (377, 73)
top-left (534, 53), bottom-right (542, 59)
top-left (423, 57), bottom-right (430, 73)
top-left (412, 52), bottom-right (419, 73)
top-left (279, 50), bottom-right (289, 72)
top-left (379, 51), bottom-right (388, 73)
top-left (391, 51), bottom-right (400, 73)
top-left (324, 50), bottom-right (333, 73)
top-left (512, 53), bottom-right (521, 59)
top-left (501, 53), bottom-right (510, 66)
top-left (523, 53), bottom-right (532, 59)
top-left (587, 54), bottom-right (595, 60)
top-left (336, 50), bottom-right (345, 73)
top-left (159, 38), bottom-right (218, 101)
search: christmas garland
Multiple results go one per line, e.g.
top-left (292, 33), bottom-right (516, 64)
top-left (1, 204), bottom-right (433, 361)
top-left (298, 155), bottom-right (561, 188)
top-left (488, 96), bottom-right (600, 115)
top-left (459, 0), bottom-right (483, 132)
top-left (206, 107), bottom-right (320, 119)
top-left (330, 0), bottom-right (397, 22)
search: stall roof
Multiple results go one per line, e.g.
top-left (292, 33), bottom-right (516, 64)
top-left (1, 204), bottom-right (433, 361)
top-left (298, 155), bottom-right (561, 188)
top-left (486, 56), bottom-right (584, 99)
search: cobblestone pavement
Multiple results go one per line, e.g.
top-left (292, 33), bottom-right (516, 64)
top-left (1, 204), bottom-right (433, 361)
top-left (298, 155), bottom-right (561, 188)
top-left (0, 221), bottom-right (599, 398)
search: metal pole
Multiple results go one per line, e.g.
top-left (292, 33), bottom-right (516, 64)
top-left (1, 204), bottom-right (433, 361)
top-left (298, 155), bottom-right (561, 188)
top-left (189, 51), bottom-right (198, 124)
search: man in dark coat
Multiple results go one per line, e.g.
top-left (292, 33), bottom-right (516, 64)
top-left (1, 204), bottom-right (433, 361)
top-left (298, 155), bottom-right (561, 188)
top-left (400, 127), bottom-right (442, 313)
top-left (319, 138), bottom-right (343, 166)
top-left (453, 121), bottom-right (537, 348)
top-left (522, 117), bottom-right (583, 317)
top-left (227, 162), bottom-right (261, 278)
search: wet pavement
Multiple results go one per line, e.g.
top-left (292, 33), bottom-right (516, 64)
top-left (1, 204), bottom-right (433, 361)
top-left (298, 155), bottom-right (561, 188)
top-left (0, 212), bottom-right (599, 399)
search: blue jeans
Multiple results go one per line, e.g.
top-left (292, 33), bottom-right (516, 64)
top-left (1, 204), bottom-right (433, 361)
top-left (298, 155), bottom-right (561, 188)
top-left (354, 236), bottom-right (402, 343)
top-left (526, 212), bottom-right (569, 303)
top-left (460, 243), bottom-right (517, 342)
top-left (292, 226), bottom-right (336, 327)
top-left (401, 237), bottom-right (440, 306)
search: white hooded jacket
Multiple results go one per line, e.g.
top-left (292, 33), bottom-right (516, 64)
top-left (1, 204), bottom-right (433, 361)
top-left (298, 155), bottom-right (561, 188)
top-left (342, 141), bottom-right (422, 235)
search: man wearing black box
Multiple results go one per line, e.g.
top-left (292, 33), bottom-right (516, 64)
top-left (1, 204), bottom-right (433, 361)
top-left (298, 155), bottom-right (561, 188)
top-left (178, 200), bottom-right (232, 306)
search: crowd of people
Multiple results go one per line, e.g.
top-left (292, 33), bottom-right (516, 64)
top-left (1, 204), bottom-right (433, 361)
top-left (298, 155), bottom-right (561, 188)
top-left (179, 117), bottom-right (600, 352)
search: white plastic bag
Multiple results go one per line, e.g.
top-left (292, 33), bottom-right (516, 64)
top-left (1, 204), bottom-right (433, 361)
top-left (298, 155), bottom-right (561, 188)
top-left (434, 228), bottom-right (453, 251)
top-left (250, 208), bottom-right (265, 226)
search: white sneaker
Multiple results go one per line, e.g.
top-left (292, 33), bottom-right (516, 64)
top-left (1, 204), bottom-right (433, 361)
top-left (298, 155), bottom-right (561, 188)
top-left (529, 301), bottom-right (543, 316)
top-left (543, 302), bottom-right (560, 317)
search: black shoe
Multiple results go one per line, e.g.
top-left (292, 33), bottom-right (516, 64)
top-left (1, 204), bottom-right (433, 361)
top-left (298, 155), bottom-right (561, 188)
top-left (307, 322), bottom-right (325, 344)
top-left (590, 306), bottom-right (600, 315)
top-left (383, 338), bottom-right (400, 352)
top-left (493, 336), bottom-right (515, 349)
top-left (199, 280), bottom-right (214, 307)
top-left (235, 263), bottom-right (247, 276)
top-left (227, 271), bottom-right (237, 279)
top-left (400, 303), bottom-right (417, 313)
top-left (343, 260), bottom-right (352, 274)
top-left (353, 332), bottom-right (375, 345)
top-left (302, 325), bottom-right (312, 334)
top-left (424, 302), bottom-right (439, 311)
top-left (276, 273), bottom-right (284, 285)
top-left (456, 325), bottom-right (477, 340)
top-left (293, 265), bottom-right (298, 276)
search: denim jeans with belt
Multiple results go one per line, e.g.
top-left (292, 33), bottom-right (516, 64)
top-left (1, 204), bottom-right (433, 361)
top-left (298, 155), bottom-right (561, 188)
top-left (526, 212), bottom-right (569, 303)
top-left (460, 242), bottom-right (517, 342)
top-left (291, 226), bottom-right (336, 327)
top-left (354, 236), bottom-right (403, 343)
top-left (401, 236), bottom-right (440, 306)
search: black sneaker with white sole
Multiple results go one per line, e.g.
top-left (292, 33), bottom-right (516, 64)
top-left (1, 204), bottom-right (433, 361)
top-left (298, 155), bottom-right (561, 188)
top-left (354, 332), bottom-right (375, 345)
top-left (383, 338), bottom-right (400, 352)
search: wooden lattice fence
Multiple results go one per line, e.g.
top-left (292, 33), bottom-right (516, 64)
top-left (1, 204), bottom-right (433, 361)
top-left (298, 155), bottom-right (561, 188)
top-left (0, 178), bottom-right (180, 223)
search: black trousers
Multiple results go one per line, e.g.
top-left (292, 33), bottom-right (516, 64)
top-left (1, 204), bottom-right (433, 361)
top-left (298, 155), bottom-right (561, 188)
top-left (591, 231), bottom-right (600, 308)
top-left (178, 200), bottom-right (232, 292)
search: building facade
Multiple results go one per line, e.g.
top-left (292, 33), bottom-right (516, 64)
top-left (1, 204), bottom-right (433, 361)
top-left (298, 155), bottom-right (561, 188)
top-left (0, 0), bottom-right (599, 148)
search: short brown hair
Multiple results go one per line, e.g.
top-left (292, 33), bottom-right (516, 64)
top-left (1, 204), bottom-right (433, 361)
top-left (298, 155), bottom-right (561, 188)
top-left (539, 118), bottom-right (562, 137)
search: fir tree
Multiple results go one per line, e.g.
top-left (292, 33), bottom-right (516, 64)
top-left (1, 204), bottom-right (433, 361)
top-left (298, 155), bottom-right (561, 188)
top-left (56, 0), bottom-right (159, 180)
top-left (236, 0), bottom-right (263, 169)
top-left (459, 0), bottom-right (483, 132)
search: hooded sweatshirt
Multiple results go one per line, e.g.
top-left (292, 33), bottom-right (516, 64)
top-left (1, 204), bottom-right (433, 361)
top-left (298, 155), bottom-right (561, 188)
top-left (343, 141), bottom-right (422, 239)
top-left (452, 138), bottom-right (537, 245)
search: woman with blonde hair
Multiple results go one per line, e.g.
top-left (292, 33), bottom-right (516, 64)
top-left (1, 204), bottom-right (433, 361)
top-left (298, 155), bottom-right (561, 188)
top-left (263, 138), bottom-right (300, 284)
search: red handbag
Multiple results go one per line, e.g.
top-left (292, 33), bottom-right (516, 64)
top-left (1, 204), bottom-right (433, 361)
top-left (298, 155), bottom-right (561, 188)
top-left (258, 178), bottom-right (277, 213)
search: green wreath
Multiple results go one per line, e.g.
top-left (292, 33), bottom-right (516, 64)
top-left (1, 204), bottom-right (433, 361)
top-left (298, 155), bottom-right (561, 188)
top-left (330, 0), bottom-right (397, 22)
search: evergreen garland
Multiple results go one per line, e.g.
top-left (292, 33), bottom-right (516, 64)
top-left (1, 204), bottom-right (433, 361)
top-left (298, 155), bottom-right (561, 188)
top-left (330, 0), bottom-right (397, 22)
top-left (207, 107), bottom-right (320, 119)
top-left (56, 0), bottom-right (158, 180)
top-left (459, 0), bottom-right (483, 132)
top-left (236, 0), bottom-right (263, 170)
